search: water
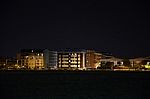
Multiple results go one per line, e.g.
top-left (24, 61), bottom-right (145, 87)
top-left (0, 71), bottom-right (150, 99)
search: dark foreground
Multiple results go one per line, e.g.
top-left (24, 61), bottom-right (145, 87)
top-left (0, 71), bottom-right (150, 99)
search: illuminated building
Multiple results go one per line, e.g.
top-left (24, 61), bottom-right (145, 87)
top-left (85, 50), bottom-right (102, 69)
top-left (100, 55), bottom-right (123, 67)
top-left (44, 49), bottom-right (57, 69)
top-left (130, 57), bottom-right (150, 68)
top-left (17, 49), bottom-right (44, 70)
top-left (0, 57), bottom-right (18, 70)
top-left (57, 50), bottom-right (86, 69)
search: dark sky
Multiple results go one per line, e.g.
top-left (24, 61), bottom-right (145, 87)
top-left (0, 0), bottom-right (150, 58)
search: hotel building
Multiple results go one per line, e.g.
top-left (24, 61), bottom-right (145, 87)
top-left (57, 50), bottom-right (86, 69)
top-left (17, 49), bottom-right (44, 70)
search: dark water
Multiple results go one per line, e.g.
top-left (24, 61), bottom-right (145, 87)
top-left (0, 71), bottom-right (150, 99)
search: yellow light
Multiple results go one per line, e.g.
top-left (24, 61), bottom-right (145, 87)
top-left (145, 65), bottom-right (150, 68)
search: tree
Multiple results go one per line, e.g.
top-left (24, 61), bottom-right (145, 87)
top-left (123, 59), bottom-right (131, 67)
top-left (105, 62), bottom-right (114, 69)
top-left (99, 62), bottom-right (114, 69)
top-left (140, 60), bottom-right (148, 65)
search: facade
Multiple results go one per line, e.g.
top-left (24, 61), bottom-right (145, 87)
top-left (44, 49), bottom-right (57, 69)
top-left (85, 50), bottom-right (102, 69)
top-left (57, 51), bottom-right (86, 69)
top-left (17, 49), bottom-right (44, 70)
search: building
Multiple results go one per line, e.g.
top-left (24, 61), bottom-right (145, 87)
top-left (17, 49), bottom-right (44, 70)
top-left (43, 49), bottom-right (57, 69)
top-left (57, 50), bottom-right (86, 69)
top-left (100, 55), bottom-right (123, 67)
top-left (130, 57), bottom-right (150, 68)
top-left (0, 57), bottom-right (19, 70)
top-left (6, 57), bottom-right (18, 69)
top-left (85, 50), bottom-right (102, 69)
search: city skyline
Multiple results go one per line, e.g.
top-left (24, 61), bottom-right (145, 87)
top-left (0, 48), bottom-right (150, 71)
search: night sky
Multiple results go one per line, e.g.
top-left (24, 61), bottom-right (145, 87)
top-left (0, 0), bottom-right (150, 58)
